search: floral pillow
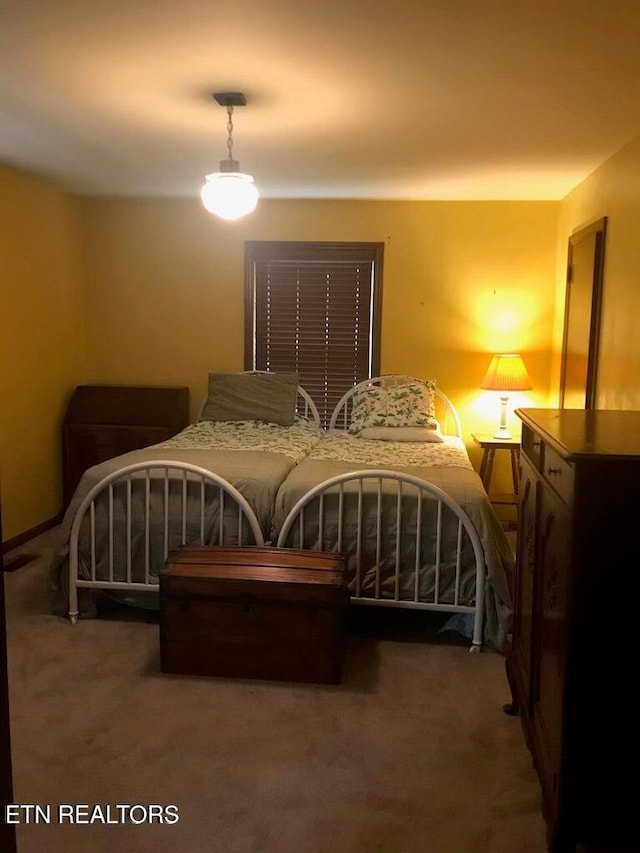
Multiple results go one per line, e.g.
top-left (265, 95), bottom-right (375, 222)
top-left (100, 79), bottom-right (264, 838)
top-left (348, 380), bottom-right (438, 435)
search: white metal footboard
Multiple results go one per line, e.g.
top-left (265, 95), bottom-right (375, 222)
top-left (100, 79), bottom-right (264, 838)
top-left (68, 460), bottom-right (265, 624)
top-left (276, 470), bottom-right (486, 651)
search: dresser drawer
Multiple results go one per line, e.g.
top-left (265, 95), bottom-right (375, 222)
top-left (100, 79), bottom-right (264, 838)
top-left (541, 443), bottom-right (574, 505)
top-left (522, 424), bottom-right (543, 469)
top-left (519, 424), bottom-right (574, 505)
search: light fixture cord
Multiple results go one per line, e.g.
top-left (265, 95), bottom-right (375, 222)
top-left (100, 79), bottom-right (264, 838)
top-left (226, 105), bottom-right (234, 160)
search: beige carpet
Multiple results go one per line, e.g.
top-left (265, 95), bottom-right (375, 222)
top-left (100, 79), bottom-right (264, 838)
top-left (4, 530), bottom-right (547, 853)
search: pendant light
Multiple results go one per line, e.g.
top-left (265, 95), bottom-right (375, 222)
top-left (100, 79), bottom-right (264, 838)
top-left (201, 92), bottom-right (259, 220)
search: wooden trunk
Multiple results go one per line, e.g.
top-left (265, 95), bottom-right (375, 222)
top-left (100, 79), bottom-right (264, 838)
top-left (160, 545), bottom-right (349, 684)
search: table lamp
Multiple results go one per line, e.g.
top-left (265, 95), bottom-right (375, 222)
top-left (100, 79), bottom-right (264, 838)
top-left (481, 353), bottom-right (532, 439)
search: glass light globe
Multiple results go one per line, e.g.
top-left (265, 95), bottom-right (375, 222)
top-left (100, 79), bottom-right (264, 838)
top-left (201, 172), bottom-right (259, 220)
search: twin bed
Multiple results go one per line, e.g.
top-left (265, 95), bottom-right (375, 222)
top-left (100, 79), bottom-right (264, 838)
top-left (49, 372), bottom-right (514, 652)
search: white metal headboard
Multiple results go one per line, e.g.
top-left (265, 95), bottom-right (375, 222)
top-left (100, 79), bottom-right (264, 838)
top-left (328, 374), bottom-right (462, 437)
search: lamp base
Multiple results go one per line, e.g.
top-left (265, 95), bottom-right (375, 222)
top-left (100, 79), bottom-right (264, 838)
top-left (493, 395), bottom-right (512, 440)
top-left (493, 428), bottom-right (513, 440)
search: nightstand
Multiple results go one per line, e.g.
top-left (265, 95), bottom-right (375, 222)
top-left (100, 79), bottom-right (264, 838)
top-left (471, 433), bottom-right (521, 507)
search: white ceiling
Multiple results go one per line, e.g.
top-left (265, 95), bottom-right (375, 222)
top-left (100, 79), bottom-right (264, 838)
top-left (2, 0), bottom-right (640, 201)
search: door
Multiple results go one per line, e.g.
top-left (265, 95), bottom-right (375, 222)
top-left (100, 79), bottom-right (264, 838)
top-left (559, 217), bottom-right (607, 409)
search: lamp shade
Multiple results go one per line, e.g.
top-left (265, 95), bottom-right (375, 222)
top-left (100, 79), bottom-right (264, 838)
top-left (481, 354), bottom-right (532, 392)
top-left (201, 171), bottom-right (259, 220)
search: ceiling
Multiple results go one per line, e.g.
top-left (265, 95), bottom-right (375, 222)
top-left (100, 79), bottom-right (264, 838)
top-left (2, 0), bottom-right (640, 201)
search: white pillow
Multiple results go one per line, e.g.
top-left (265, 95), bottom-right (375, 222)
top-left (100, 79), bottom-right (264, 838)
top-left (357, 426), bottom-right (445, 442)
top-left (348, 380), bottom-right (438, 435)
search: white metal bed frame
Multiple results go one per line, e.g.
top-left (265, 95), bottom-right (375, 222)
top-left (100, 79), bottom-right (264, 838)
top-left (276, 470), bottom-right (486, 651)
top-left (67, 380), bottom-right (318, 624)
top-left (277, 375), bottom-right (487, 651)
top-left (68, 461), bottom-right (265, 623)
top-left (66, 374), bottom-right (488, 650)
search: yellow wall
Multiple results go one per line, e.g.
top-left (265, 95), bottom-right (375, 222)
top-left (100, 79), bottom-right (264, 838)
top-left (0, 166), bottom-right (87, 539)
top-left (7, 134), bottom-right (640, 539)
top-left (0, 187), bottom-right (559, 539)
top-left (555, 135), bottom-right (640, 409)
top-left (80, 198), bottom-right (558, 453)
top-left (5, 133), bottom-right (640, 539)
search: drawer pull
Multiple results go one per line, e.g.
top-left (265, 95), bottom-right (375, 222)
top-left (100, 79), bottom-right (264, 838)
top-left (547, 467), bottom-right (562, 476)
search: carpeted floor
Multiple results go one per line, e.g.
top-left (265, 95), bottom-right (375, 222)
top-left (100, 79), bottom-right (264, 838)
top-left (4, 529), bottom-right (547, 853)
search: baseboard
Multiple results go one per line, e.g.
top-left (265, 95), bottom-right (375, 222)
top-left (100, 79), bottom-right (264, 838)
top-left (2, 514), bottom-right (62, 554)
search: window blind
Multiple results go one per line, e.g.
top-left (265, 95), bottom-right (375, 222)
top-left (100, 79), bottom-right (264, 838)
top-left (245, 242), bottom-right (383, 428)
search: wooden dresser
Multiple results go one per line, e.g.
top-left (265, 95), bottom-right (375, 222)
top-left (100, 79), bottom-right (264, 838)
top-left (62, 385), bottom-right (190, 508)
top-left (507, 408), bottom-right (640, 853)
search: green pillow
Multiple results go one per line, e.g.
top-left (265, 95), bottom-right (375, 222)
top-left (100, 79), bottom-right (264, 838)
top-left (199, 372), bottom-right (299, 426)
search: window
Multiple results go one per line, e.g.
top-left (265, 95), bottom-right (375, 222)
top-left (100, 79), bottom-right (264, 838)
top-left (245, 241), bottom-right (383, 428)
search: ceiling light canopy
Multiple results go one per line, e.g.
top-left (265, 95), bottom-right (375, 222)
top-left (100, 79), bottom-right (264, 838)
top-left (201, 92), bottom-right (258, 221)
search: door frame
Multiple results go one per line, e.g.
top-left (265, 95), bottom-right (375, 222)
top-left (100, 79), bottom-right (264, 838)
top-left (559, 216), bottom-right (608, 410)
